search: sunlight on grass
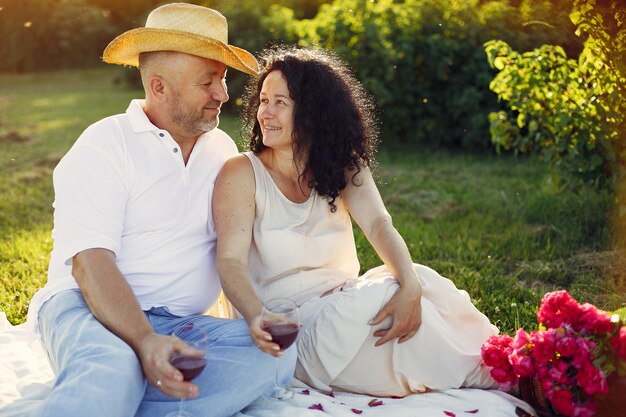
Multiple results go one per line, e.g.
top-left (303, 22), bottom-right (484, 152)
top-left (34, 118), bottom-right (81, 133)
top-left (365, 150), bottom-right (620, 332)
top-left (31, 95), bottom-right (81, 107)
top-left (0, 228), bottom-right (52, 324)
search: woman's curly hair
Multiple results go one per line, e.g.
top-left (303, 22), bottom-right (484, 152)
top-left (241, 46), bottom-right (379, 212)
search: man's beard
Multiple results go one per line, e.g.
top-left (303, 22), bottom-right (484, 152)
top-left (171, 96), bottom-right (219, 137)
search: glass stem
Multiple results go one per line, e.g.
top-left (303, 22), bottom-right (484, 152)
top-left (274, 357), bottom-right (280, 390)
top-left (178, 398), bottom-right (184, 416)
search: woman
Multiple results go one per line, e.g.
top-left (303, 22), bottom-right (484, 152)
top-left (213, 46), bottom-right (498, 396)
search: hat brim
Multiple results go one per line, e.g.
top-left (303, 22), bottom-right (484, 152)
top-left (102, 28), bottom-right (259, 76)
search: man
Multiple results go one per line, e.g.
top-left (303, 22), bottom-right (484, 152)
top-left (26, 3), bottom-right (296, 417)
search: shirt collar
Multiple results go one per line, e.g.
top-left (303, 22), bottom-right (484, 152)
top-left (125, 99), bottom-right (218, 152)
top-left (126, 99), bottom-right (160, 133)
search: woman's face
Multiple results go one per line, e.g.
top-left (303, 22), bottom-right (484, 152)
top-left (257, 70), bottom-right (294, 151)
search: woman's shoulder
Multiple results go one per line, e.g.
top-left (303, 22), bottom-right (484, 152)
top-left (223, 152), bottom-right (253, 168)
top-left (218, 153), bottom-right (255, 182)
top-left (214, 153), bottom-right (257, 205)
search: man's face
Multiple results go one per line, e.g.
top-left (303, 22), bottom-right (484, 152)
top-left (168, 55), bottom-right (229, 137)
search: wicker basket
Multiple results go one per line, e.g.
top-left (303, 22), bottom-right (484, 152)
top-left (517, 377), bottom-right (558, 417)
top-left (517, 375), bottom-right (626, 417)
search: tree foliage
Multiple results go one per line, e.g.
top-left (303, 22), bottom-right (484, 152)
top-left (0, 0), bottom-right (118, 72)
top-left (485, 0), bottom-right (625, 189)
top-left (263, 0), bottom-right (583, 148)
top-left (0, 0), bottom-right (596, 151)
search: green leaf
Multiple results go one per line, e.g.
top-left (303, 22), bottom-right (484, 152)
top-left (494, 57), bottom-right (506, 70)
top-left (612, 307), bottom-right (626, 322)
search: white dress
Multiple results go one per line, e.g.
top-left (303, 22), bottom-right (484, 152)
top-left (245, 152), bottom-right (498, 396)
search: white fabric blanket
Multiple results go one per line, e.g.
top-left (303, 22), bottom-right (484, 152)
top-left (0, 313), bottom-right (533, 417)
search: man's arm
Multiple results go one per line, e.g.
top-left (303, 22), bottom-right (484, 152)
top-left (72, 248), bottom-right (202, 398)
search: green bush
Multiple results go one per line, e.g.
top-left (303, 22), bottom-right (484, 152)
top-left (485, 41), bottom-right (607, 186)
top-left (277, 0), bottom-right (493, 148)
top-left (0, 0), bottom-right (590, 152)
top-left (267, 0), bottom-right (583, 149)
top-left (484, 0), bottom-right (626, 189)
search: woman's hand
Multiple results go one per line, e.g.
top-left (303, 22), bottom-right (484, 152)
top-left (249, 315), bottom-right (283, 357)
top-left (369, 280), bottom-right (422, 346)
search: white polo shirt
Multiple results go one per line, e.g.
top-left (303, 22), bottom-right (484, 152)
top-left (27, 100), bottom-right (237, 326)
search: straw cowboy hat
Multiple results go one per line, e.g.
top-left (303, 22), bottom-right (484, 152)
top-left (102, 2), bottom-right (259, 75)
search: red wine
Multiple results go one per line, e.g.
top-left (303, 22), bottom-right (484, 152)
top-left (262, 322), bottom-right (299, 350)
top-left (171, 355), bottom-right (206, 381)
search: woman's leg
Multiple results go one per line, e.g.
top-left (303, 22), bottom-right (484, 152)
top-left (297, 264), bottom-right (498, 396)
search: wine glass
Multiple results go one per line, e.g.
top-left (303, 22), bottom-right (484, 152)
top-left (165, 321), bottom-right (209, 417)
top-left (260, 298), bottom-right (300, 400)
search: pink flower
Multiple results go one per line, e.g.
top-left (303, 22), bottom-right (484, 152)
top-left (496, 380), bottom-right (514, 392)
top-left (511, 328), bottom-right (531, 350)
top-left (490, 367), bottom-right (516, 384)
top-left (482, 348), bottom-right (509, 369)
top-left (547, 359), bottom-right (572, 385)
top-left (351, 409), bottom-right (363, 414)
top-left (556, 334), bottom-right (578, 358)
top-left (537, 291), bottom-right (580, 329)
top-left (571, 401), bottom-right (597, 417)
top-left (300, 389), bottom-right (310, 395)
top-left (308, 403), bottom-right (324, 411)
top-left (574, 303), bottom-right (613, 335)
top-left (509, 349), bottom-right (534, 377)
top-left (530, 330), bottom-right (556, 365)
top-left (487, 334), bottom-right (514, 347)
top-left (610, 326), bottom-right (626, 361)
top-left (572, 338), bottom-right (596, 369)
top-left (368, 399), bottom-right (384, 407)
top-left (480, 290), bottom-right (626, 415)
top-left (548, 388), bottom-right (575, 416)
top-left (481, 335), bottom-right (513, 368)
top-left (576, 361), bottom-right (608, 396)
top-left (465, 410), bottom-right (479, 414)
top-left (443, 412), bottom-right (456, 417)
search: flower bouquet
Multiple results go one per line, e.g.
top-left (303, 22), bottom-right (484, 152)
top-left (481, 290), bottom-right (626, 417)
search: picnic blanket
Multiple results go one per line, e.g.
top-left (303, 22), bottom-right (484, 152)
top-left (0, 312), bottom-right (534, 416)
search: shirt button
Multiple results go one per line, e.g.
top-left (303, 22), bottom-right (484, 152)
top-left (173, 148), bottom-right (178, 153)
top-left (159, 132), bottom-right (165, 137)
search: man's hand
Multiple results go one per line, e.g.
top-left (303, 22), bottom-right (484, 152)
top-left (369, 283), bottom-right (422, 346)
top-left (137, 332), bottom-right (204, 398)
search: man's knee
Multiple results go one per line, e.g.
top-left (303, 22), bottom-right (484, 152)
top-left (37, 349), bottom-right (144, 417)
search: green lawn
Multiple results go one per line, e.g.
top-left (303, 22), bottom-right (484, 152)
top-left (1, 67), bottom-right (622, 332)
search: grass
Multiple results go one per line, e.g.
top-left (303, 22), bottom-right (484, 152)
top-left (0, 67), bottom-right (140, 324)
top-left (1, 67), bottom-right (623, 333)
top-left (363, 150), bottom-right (622, 332)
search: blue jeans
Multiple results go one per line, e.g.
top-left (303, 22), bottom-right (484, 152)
top-left (34, 290), bottom-right (296, 417)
